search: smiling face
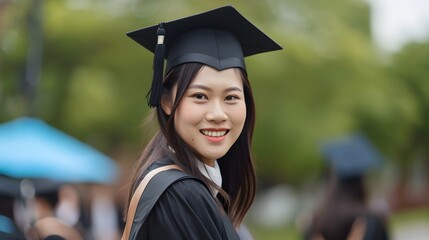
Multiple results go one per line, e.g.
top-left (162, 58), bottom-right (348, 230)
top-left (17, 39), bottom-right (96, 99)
top-left (162, 66), bottom-right (247, 166)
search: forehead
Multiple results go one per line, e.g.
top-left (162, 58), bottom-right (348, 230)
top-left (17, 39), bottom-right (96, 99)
top-left (190, 66), bottom-right (243, 88)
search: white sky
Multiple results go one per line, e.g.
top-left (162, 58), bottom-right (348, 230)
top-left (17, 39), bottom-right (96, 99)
top-left (368, 0), bottom-right (429, 52)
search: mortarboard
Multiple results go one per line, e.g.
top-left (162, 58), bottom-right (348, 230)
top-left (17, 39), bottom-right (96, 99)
top-left (127, 5), bottom-right (282, 107)
top-left (321, 134), bottom-right (384, 179)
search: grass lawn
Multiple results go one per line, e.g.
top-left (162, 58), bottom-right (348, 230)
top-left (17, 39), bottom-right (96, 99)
top-left (389, 207), bottom-right (429, 226)
top-left (247, 223), bottom-right (301, 240)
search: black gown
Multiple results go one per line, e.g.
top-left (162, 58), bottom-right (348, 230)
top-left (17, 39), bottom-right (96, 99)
top-left (130, 158), bottom-right (239, 240)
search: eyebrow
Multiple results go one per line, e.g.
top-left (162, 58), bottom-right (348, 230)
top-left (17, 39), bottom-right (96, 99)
top-left (188, 84), bottom-right (243, 92)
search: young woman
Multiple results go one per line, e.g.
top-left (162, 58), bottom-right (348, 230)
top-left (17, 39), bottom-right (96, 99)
top-left (304, 175), bottom-right (389, 240)
top-left (304, 135), bottom-right (389, 240)
top-left (123, 6), bottom-right (281, 239)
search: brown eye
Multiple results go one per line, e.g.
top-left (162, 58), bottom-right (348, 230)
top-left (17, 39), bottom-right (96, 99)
top-left (192, 93), bottom-right (207, 100)
top-left (225, 95), bottom-right (239, 101)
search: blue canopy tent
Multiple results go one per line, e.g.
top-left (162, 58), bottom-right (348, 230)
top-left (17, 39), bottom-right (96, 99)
top-left (0, 117), bottom-right (118, 184)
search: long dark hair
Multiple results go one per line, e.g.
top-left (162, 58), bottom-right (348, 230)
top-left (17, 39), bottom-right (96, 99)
top-left (126, 63), bottom-right (256, 227)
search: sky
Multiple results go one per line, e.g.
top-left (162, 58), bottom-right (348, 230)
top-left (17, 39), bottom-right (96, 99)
top-left (368, 0), bottom-right (429, 52)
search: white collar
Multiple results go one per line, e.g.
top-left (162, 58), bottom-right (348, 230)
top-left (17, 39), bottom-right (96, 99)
top-left (197, 160), bottom-right (222, 197)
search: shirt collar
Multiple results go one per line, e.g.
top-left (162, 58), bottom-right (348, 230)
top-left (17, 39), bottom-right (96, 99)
top-left (197, 160), bottom-right (222, 197)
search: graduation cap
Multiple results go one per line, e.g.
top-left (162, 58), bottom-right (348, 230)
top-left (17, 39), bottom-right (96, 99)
top-left (127, 5), bottom-right (282, 107)
top-left (321, 134), bottom-right (384, 179)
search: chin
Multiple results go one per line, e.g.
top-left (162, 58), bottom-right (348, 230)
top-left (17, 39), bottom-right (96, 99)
top-left (203, 152), bottom-right (227, 162)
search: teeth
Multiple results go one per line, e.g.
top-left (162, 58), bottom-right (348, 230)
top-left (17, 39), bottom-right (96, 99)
top-left (201, 130), bottom-right (227, 137)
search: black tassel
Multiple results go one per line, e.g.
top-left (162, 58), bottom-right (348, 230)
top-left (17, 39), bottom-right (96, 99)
top-left (147, 23), bottom-right (166, 107)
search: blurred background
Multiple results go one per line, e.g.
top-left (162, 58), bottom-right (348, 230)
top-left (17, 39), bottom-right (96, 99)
top-left (0, 0), bottom-right (428, 239)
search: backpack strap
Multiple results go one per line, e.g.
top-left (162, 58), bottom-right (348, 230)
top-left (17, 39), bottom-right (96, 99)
top-left (122, 164), bottom-right (184, 240)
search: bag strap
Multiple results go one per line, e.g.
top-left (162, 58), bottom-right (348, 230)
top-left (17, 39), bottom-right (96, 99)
top-left (121, 164), bottom-right (183, 240)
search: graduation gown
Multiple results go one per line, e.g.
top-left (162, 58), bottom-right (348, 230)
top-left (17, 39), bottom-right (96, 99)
top-left (130, 158), bottom-right (239, 240)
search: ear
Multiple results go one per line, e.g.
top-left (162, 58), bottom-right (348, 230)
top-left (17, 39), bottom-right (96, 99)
top-left (161, 94), bottom-right (172, 115)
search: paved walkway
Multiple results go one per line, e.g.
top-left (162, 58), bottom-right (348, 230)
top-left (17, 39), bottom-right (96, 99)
top-left (392, 221), bottom-right (429, 240)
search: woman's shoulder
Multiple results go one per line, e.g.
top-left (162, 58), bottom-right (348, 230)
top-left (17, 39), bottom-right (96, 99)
top-left (166, 177), bottom-right (211, 199)
top-left (139, 156), bottom-right (178, 180)
top-left (145, 157), bottom-right (212, 199)
top-left (146, 156), bottom-right (175, 171)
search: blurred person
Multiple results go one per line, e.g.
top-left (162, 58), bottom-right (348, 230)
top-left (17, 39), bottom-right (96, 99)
top-left (55, 185), bottom-right (81, 227)
top-left (303, 134), bottom-right (389, 240)
top-left (0, 176), bottom-right (26, 240)
top-left (22, 181), bottom-right (84, 240)
top-left (122, 6), bottom-right (281, 240)
top-left (26, 217), bottom-right (83, 240)
top-left (32, 185), bottom-right (60, 220)
top-left (55, 184), bottom-right (96, 239)
top-left (90, 185), bottom-right (121, 240)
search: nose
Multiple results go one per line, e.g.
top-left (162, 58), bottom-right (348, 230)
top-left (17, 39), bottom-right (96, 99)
top-left (205, 101), bottom-right (227, 122)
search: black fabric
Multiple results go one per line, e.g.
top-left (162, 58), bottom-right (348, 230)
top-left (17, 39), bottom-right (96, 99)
top-left (130, 158), bottom-right (239, 240)
top-left (166, 28), bottom-right (246, 72)
top-left (127, 5), bottom-right (282, 73)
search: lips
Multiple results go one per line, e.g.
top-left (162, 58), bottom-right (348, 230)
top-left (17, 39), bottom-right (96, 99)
top-left (200, 129), bottom-right (229, 137)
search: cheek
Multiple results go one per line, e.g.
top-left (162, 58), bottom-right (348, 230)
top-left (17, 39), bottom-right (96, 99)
top-left (230, 103), bottom-right (247, 127)
top-left (175, 102), bottom-right (202, 124)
